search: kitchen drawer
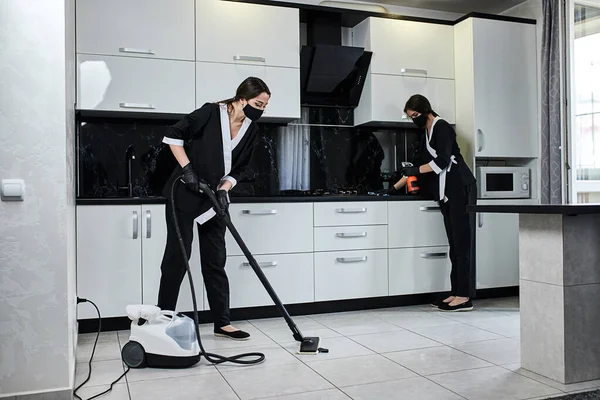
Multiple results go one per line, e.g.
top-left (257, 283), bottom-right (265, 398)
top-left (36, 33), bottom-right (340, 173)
top-left (226, 253), bottom-right (314, 308)
top-left (77, 54), bottom-right (195, 114)
top-left (388, 201), bottom-right (448, 248)
top-left (315, 249), bottom-right (388, 301)
top-left (196, 0), bottom-right (299, 68)
top-left (313, 202), bottom-right (387, 227)
top-left (314, 225), bottom-right (388, 252)
top-left (389, 247), bottom-right (451, 295)
top-left (76, 0), bottom-right (195, 61)
top-left (226, 203), bottom-right (313, 256)
top-left (196, 62), bottom-right (300, 121)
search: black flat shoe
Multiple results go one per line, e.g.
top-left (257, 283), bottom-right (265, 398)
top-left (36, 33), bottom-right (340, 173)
top-left (431, 299), bottom-right (444, 308)
top-left (439, 300), bottom-right (474, 312)
top-left (214, 328), bottom-right (251, 340)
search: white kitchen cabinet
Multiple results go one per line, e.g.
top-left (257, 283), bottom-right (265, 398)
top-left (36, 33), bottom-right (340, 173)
top-left (225, 203), bottom-right (313, 256)
top-left (226, 253), bottom-right (314, 308)
top-left (314, 202), bottom-right (387, 227)
top-left (77, 55), bottom-right (195, 114)
top-left (454, 18), bottom-right (538, 159)
top-left (388, 201), bottom-right (448, 248)
top-left (76, 0), bottom-right (195, 61)
top-left (196, 0), bottom-right (299, 68)
top-left (389, 246), bottom-right (451, 295)
top-left (196, 62), bottom-right (300, 121)
top-left (314, 225), bottom-right (388, 252)
top-left (353, 17), bottom-right (455, 80)
top-left (476, 204), bottom-right (520, 289)
top-left (315, 249), bottom-right (388, 301)
top-left (355, 73), bottom-right (456, 126)
top-left (76, 206), bottom-right (143, 319)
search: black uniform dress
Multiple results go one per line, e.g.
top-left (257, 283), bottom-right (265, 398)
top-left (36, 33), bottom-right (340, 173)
top-left (157, 102), bottom-right (259, 329)
top-left (415, 117), bottom-right (477, 298)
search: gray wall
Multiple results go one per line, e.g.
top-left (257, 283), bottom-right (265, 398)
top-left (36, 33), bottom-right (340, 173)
top-left (0, 0), bottom-right (77, 396)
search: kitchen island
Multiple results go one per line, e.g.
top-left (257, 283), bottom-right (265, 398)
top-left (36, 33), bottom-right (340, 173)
top-left (468, 204), bottom-right (600, 385)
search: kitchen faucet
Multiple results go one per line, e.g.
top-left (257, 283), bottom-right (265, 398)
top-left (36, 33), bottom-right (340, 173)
top-left (125, 145), bottom-right (136, 197)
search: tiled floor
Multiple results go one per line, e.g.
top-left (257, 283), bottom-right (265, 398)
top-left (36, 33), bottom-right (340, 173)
top-left (75, 297), bottom-right (600, 400)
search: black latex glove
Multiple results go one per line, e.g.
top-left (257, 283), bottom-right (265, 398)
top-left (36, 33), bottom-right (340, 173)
top-left (181, 163), bottom-right (200, 193)
top-left (376, 186), bottom-right (397, 196)
top-left (401, 166), bottom-right (420, 177)
top-left (216, 189), bottom-right (229, 213)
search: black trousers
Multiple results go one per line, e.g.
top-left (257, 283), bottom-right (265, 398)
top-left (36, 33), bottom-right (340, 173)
top-left (157, 202), bottom-right (230, 330)
top-left (439, 183), bottom-right (477, 298)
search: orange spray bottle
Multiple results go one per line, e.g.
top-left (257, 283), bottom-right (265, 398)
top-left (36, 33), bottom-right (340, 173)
top-left (401, 162), bottom-right (420, 194)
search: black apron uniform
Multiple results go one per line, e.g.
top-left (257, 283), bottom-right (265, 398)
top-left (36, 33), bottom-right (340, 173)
top-left (415, 117), bottom-right (477, 298)
top-left (157, 102), bottom-right (259, 329)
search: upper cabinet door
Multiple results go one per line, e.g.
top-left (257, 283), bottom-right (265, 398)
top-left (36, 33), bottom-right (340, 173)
top-left (472, 19), bottom-right (538, 158)
top-left (354, 18), bottom-right (455, 80)
top-left (76, 0), bottom-right (195, 61)
top-left (196, 0), bottom-right (300, 68)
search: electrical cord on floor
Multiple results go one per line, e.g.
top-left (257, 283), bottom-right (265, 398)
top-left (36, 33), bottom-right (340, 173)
top-left (73, 298), bottom-right (130, 400)
top-left (171, 177), bottom-right (265, 365)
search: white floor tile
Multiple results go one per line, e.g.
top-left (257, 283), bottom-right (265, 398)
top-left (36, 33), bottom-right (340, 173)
top-left (328, 319), bottom-right (404, 336)
top-left (429, 366), bottom-right (560, 400)
top-left (307, 354), bottom-right (418, 387)
top-left (77, 339), bottom-right (122, 363)
top-left (379, 311), bottom-right (461, 330)
top-left (74, 383), bottom-right (130, 400)
top-left (128, 373), bottom-right (238, 400)
top-left (342, 377), bottom-right (464, 400)
top-left (503, 364), bottom-right (600, 394)
top-left (75, 359), bottom-right (126, 388)
top-left (257, 325), bottom-right (342, 344)
top-left (410, 323), bottom-right (505, 345)
top-left (385, 346), bottom-right (493, 376)
top-left (466, 316), bottom-right (521, 338)
top-left (254, 388), bottom-right (351, 400)
top-left (78, 331), bottom-right (119, 344)
top-left (452, 338), bottom-right (521, 366)
top-left (349, 330), bottom-right (441, 353)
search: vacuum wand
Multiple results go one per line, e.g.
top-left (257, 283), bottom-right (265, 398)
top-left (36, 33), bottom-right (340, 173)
top-left (199, 182), bottom-right (326, 354)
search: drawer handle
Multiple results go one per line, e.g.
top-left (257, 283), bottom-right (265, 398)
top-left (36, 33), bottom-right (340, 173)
top-left (336, 208), bottom-right (367, 213)
top-left (119, 102), bottom-right (155, 110)
top-left (119, 47), bottom-right (155, 55)
top-left (420, 206), bottom-right (440, 212)
top-left (234, 55), bottom-right (266, 63)
top-left (420, 252), bottom-right (448, 259)
top-left (241, 209), bottom-right (277, 215)
top-left (478, 213), bottom-right (484, 228)
top-left (132, 211), bottom-right (139, 240)
top-left (336, 232), bottom-right (367, 238)
top-left (242, 261), bottom-right (278, 268)
top-left (336, 256), bottom-right (368, 263)
top-left (146, 210), bottom-right (151, 239)
top-left (401, 68), bottom-right (428, 76)
top-left (477, 129), bottom-right (484, 152)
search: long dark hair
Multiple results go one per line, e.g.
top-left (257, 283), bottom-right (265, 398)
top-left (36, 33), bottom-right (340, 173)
top-left (218, 77), bottom-right (271, 106)
top-left (404, 94), bottom-right (438, 117)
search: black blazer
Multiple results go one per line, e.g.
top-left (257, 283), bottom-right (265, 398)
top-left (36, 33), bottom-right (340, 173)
top-left (161, 102), bottom-right (259, 216)
top-left (414, 119), bottom-right (476, 201)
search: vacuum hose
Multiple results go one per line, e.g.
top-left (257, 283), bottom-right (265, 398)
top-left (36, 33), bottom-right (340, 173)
top-left (170, 177), bottom-right (265, 365)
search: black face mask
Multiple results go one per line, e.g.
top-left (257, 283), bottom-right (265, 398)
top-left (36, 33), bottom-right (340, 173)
top-left (411, 113), bottom-right (428, 128)
top-left (243, 103), bottom-right (264, 121)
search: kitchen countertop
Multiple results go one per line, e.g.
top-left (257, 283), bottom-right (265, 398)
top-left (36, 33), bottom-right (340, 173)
top-left (468, 204), bottom-right (600, 215)
top-left (76, 194), bottom-right (429, 205)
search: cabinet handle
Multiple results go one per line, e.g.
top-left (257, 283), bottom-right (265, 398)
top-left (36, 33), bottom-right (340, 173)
top-left (146, 210), bottom-right (151, 239)
top-left (420, 206), bottom-right (440, 212)
top-left (400, 68), bottom-right (428, 76)
top-left (119, 102), bottom-right (155, 110)
top-left (336, 232), bottom-right (367, 238)
top-left (119, 47), bottom-right (155, 55)
top-left (241, 209), bottom-right (277, 215)
top-left (478, 213), bottom-right (484, 228)
top-left (132, 211), bottom-right (139, 240)
top-left (336, 208), bottom-right (367, 213)
top-left (336, 256), bottom-right (368, 263)
top-left (477, 129), bottom-right (484, 152)
top-left (233, 55), bottom-right (266, 63)
top-left (420, 252), bottom-right (448, 259)
top-left (242, 261), bottom-right (278, 268)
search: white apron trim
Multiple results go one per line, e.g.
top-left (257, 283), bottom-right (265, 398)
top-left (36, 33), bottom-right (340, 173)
top-left (425, 117), bottom-right (457, 202)
top-left (162, 137), bottom-right (184, 147)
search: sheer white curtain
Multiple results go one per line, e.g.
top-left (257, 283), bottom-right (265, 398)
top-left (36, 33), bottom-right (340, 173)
top-left (277, 108), bottom-right (310, 191)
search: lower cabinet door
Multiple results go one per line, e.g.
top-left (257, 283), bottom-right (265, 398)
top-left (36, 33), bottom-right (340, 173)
top-left (226, 253), bottom-right (314, 308)
top-left (76, 205), bottom-right (143, 319)
top-left (315, 249), bottom-right (388, 301)
top-left (389, 247), bottom-right (451, 295)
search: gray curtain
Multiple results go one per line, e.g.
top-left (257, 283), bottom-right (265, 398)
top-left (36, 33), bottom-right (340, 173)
top-left (541, 0), bottom-right (563, 204)
top-left (277, 108), bottom-right (310, 191)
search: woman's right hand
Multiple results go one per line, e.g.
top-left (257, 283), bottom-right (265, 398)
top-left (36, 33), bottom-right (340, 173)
top-left (181, 163), bottom-right (200, 193)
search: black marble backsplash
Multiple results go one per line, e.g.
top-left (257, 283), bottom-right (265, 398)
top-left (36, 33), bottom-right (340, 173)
top-left (76, 108), bottom-right (422, 198)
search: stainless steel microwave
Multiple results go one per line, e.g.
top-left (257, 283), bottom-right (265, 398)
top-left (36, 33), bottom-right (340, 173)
top-left (476, 167), bottom-right (531, 199)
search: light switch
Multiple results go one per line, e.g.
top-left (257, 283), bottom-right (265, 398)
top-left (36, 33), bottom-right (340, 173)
top-left (1, 179), bottom-right (25, 201)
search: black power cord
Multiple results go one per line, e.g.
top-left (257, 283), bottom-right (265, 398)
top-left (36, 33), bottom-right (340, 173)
top-left (170, 177), bottom-right (265, 365)
top-left (74, 298), bottom-right (130, 400)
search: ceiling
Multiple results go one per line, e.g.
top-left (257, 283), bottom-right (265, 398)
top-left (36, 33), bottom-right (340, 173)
top-left (359, 0), bottom-right (529, 14)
